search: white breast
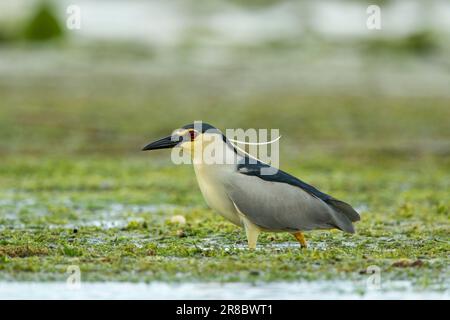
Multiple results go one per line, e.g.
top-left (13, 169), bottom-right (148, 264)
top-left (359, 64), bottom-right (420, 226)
top-left (193, 163), bottom-right (243, 227)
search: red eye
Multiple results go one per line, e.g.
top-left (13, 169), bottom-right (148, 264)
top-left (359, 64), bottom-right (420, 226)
top-left (189, 130), bottom-right (197, 141)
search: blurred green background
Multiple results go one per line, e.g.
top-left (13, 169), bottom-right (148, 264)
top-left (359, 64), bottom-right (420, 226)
top-left (0, 0), bottom-right (448, 287)
top-left (1, 0), bottom-right (449, 226)
top-left (0, 0), bottom-right (449, 159)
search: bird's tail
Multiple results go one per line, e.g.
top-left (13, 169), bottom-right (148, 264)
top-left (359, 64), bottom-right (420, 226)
top-left (327, 199), bottom-right (360, 233)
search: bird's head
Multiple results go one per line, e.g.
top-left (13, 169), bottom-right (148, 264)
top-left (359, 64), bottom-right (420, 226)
top-left (142, 122), bottom-right (226, 155)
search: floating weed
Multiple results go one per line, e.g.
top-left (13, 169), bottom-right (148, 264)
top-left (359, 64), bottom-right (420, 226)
top-left (60, 245), bottom-right (83, 257)
top-left (0, 157), bottom-right (448, 289)
top-left (0, 245), bottom-right (49, 258)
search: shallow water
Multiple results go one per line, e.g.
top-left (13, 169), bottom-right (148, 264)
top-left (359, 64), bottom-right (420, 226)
top-left (0, 197), bottom-right (182, 230)
top-left (0, 281), bottom-right (447, 300)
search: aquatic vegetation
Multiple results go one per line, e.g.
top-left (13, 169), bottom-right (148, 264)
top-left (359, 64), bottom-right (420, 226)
top-left (0, 53), bottom-right (448, 293)
top-left (0, 156), bottom-right (448, 290)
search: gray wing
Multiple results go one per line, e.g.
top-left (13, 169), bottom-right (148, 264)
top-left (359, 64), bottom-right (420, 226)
top-left (225, 160), bottom-right (359, 233)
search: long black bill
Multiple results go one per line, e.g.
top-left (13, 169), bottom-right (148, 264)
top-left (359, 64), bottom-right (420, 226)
top-left (142, 135), bottom-right (181, 151)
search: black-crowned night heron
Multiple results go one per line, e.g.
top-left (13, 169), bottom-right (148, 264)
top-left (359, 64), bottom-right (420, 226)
top-left (143, 122), bottom-right (360, 249)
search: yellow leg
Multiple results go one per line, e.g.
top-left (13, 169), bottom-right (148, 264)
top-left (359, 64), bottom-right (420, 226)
top-left (242, 217), bottom-right (260, 250)
top-left (233, 203), bottom-right (261, 250)
top-left (293, 232), bottom-right (308, 248)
